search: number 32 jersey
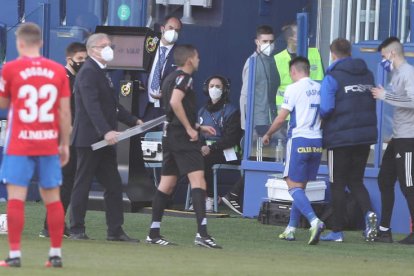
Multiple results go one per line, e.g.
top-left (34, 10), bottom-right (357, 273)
top-left (281, 77), bottom-right (322, 139)
top-left (0, 56), bottom-right (70, 155)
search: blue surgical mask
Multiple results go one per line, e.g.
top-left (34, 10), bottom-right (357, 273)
top-left (380, 53), bottom-right (393, 72)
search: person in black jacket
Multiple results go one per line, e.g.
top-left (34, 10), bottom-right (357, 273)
top-left (319, 38), bottom-right (378, 243)
top-left (39, 42), bottom-right (87, 239)
top-left (69, 33), bottom-right (142, 242)
top-left (198, 75), bottom-right (244, 214)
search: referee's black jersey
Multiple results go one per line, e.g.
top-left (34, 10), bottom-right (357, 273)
top-left (162, 69), bottom-right (197, 130)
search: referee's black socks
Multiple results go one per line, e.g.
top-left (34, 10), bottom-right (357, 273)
top-left (149, 190), bottom-right (169, 238)
top-left (191, 188), bottom-right (208, 237)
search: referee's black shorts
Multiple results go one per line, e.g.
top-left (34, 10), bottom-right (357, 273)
top-left (161, 132), bottom-right (204, 176)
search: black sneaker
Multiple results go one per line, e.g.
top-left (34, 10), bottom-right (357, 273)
top-left (146, 236), bottom-right (176, 246)
top-left (0, 257), bottom-right (21, 267)
top-left (39, 228), bottom-right (49, 238)
top-left (63, 227), bottom-right (71, 238)
top-left (398, 232), bottom-right (414, 245)
top-left (45, 256), bottom-right (62, 268)
top-left (194, 233), bottom-right (222, 249)
top-left (222, 193), bottom-right (243, 215)
top-left (375, 229), bottom-right (393, 243)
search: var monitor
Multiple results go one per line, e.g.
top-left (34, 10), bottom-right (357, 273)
top-left (95, 26), bottom-right (160, 72)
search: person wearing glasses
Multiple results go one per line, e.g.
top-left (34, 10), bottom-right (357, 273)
top-left (69, 33), bottom-right (143, 242)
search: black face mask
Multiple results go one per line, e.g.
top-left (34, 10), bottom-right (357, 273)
top-left (70, 58), bottom-right (84, 73)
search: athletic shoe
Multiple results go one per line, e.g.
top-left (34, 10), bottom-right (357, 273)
top-left (320, 231), bottom-right (344, 242)
top-left (364, 211), bottom-right (378, 242)
top-left (374, 229), bottom-right (393, 243)
top-left (222, 193), bottom-right (243, 215)
top-left (63, 227), bottom-right (71, 238)
top-left (0, 257), bottom-right (21, 267)
top-left (308, 219), bottom-right (325, 245)
top-left (39, 228), bottom-right (49, 238)
top-left (45, 256), bottom-right (62, 268)
top-left (278, 229), bottom-right (296, 241)
top-left (398, 232), bottom-right (414, 245)
top-left (194, 233), bottom-right (222, 249)
top-left (146, 236), bottom-right (176, 246)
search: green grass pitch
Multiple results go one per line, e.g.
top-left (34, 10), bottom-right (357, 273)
top-left (0, 202), bottom-right (413, 275)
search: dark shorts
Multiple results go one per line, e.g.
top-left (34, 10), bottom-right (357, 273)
top-left (161, 130), bottom-right (204, 176)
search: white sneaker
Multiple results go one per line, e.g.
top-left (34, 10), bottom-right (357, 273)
top-left (206, 197), bottom-right (214, 213)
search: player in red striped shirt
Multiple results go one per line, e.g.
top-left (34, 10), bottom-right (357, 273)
top-left (0, 22), bottom-right (71, 268)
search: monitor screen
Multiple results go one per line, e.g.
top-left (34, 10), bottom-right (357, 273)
top-left (108, 35), bottom-right (145, 70)
top-left (95, 26), bottom-right (159, 72)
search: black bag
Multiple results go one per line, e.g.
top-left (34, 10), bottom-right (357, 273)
top-left (258, 200), bottom-right (331, 228)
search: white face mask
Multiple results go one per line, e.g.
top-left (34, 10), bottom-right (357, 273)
top-left (164, 29), bottom-right (178, 44)
top-left (208, 87), bottom-right (223, 101)
top-left (101, 46), bottom-right (114, 62)
top-left (260, 43), bottom-right (274, 56)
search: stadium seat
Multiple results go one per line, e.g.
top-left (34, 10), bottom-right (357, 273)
top-left (185, 164), bottom-right (242, 212)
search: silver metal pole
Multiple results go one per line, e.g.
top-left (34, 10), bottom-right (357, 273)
top-left (356, 0), bottom-right (362, 43)
top-left (346, 0), bottom-right (353, 40)
top-left (374, 0), bottom-right (380, 39)
top-left (365, 0), bottom-right (372, 40)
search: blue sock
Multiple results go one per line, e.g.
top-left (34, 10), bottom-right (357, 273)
top-left (289, 187), bottom-right (317, 224)
top-left (288, 203), bottom-right (301, 228)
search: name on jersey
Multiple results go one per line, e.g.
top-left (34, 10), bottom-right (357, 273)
top-left (297, 146), bottom-right (322, 153)
top-left (305, 89), bottom-right (320, 97)
top-left (18, 129), bottom-right (58, 140)
top-left (19, 67), bottom-right (55, 80)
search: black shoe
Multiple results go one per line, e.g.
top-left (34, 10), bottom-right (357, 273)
top-left (194, 233), bottom-right (222, 249)
top-left (39, 228), bottom-right (49, 238)
top-left (0, 257), bottom-right (21, 267)
top-left (107, 232), bottom-right (139, 243)
top-left (45, 256), bottom-right (62, 268)
top-left (63, 227), bottom-right (71, 238)
top-left (146, 235), bottom-right (176, 246)
top-left (222, 193), bottom-right (243, 215)
top-left (375, 229), bottom-right (393, 243)
top-left (398, 232), bottom-right (414, 245)
top-left (69, 232), bottom-right (90, 240)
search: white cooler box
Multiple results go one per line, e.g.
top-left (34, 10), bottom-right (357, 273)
top-left (265, 176), bottom-right (326, 202)
top-left (141, 141), bottom-right (162, 162)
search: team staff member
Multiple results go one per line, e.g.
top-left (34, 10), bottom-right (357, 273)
top-left (198, 75), bottom-right (243, 214)
top-left (69, 33), bottom-right (142, 241)
top-left (40, 42), bottom-right (87, 238)
top-left (319, 38), bottom-right (378, 243)
top-left (239, 25), bottom-right (277, 135)
top-left (372, 37), bottom-right (414, 244)
top-left (146, 45), bottom-right (222, 248)
top-left (263, 57), bottom-right (325, 245)
top-left (274, 23), bottom-right (324, 138)
top-left (0, 22), bottom-right (71, 268)
top-left (137, 16), bottom-right (182, 121)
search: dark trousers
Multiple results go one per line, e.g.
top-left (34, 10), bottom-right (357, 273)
top-left (378, 138), bottom-right (414, 228)
top-left (70, 146), bottom-right (124, 236)
top-left (328, 145), bottom-right (373, 232)
top-left (44, 146), bottom-right (77, 229)
top-left (203, 150), bottom-right (241, 198)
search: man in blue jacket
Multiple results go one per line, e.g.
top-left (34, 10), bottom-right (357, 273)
top-left (319, 38), bottom-right (378, 242)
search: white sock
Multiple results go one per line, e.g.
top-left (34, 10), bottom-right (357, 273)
top-left (310, 218), bottom-right (319, 228)
top-left (379, 226), bottom-right (389, 231)
top-left (9, 250), bottom-right (21, 259)
top-left (49, 247), bottom-right (62, 258)
top-left (286, 226), bottom-right (296, 232)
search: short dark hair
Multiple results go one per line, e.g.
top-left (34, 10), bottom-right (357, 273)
top-left (65, 42), bottom-right (86, 58)
top-left (173, 44), bottom-right (197, 67)
top-left (163, 15), bottom-right (182, 29)
top-left (289, 56), bottom-right (310, 75)
top-left (15, 22), bottom-right (42, 45)
top-left (256, 25), bottom-right (273, 38)
top-left (330, 38), bottom-right (351, 58)
top-left (282, 23), bottom-right (297, 41)
top-left (377, 36), bottom-right (400, 52)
